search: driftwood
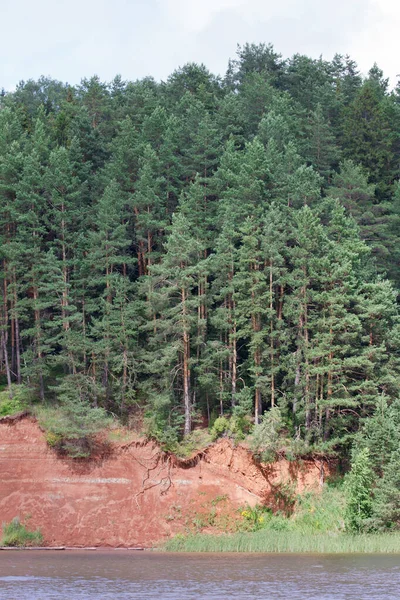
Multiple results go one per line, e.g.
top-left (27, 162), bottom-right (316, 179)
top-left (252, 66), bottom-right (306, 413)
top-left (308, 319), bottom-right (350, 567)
top-left (0, 546), bottom-right (65, 551)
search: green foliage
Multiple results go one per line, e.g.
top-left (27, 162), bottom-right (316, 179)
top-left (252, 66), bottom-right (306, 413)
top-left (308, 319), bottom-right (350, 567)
top-left (210, 415), bottom-right (250, 442)
top-left (0, 385), bottom-right (31, 416)
top-left (251, 407), bottom-right (283, 462)
top-left (291, 485), bottom-right (345, 533)
top-left (210, 416), bottom-right (230, 440)
top-left (174, 429), bottom-right (213, 458)
top-left (143, 408), bottom-right (182, 453)
top-left (354, 397), bottom-right (400, 476)
top-left (164, 483), bottom-right (400, 553)
top-left (36, 378), bottom-right (111, 457)
top-left (1, 45), bottom-right (400, 479)
top-left (1, 517), bottom-right (43, 547)
top-left (344, 448), bottom-right (374, 532)
top-left (239, 504), bottom-right (272, 531)
top-left (369, 449), bottom-right (400, 531)
top-left (164, 530), bottom-right (400, 554)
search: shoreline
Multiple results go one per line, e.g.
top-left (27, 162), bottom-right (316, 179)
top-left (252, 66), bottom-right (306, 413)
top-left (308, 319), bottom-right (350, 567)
top-left (3, 532), bottom-right (400, 554)
top-left (164, 531), bottom-right (400, 554)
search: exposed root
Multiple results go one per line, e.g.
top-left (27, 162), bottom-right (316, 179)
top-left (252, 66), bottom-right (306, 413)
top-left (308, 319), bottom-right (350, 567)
top-left (133, 454), bottom-right (173, 509)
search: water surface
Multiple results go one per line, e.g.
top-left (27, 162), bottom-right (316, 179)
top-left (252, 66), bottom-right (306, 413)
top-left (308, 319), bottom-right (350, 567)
top-left (0, 551), bottom-right (399, 599)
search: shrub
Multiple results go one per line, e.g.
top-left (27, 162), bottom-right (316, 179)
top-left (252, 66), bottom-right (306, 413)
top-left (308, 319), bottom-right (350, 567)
top-left (239, 504), bottom-right (272, 531)
top-left (37, 400), bottom-right (110, 458)
top-left (210, 416), bottom-right (230, 440)
top-left (143, 409), bottom-right (182, 452)
top-left (174, 429), bottom-right (213, 458)
top-left (251, 407), bottom-right (283, 462)
top-left (0, 385), bottom-right (32, 417)
top-left (1, 517), bottom-right (43, 547)
top-left (344, 448), bottom-right (374, 532)
top-left (36, 376), bottom-right (111, 458)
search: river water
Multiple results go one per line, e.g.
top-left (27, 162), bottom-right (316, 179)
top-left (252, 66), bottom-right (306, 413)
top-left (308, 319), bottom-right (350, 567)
top-left (0, 551), bottom-right (399, 599)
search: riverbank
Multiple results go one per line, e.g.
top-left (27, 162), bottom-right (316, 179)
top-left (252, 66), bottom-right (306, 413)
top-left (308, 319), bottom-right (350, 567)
top-left (164, 531), bottom-right (400, 553)
top-left (0, 416), bottom-right (328, 547)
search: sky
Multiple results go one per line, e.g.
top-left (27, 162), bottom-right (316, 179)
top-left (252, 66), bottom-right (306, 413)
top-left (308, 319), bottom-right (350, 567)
top-left (2, 0), bottom-right (400, 90)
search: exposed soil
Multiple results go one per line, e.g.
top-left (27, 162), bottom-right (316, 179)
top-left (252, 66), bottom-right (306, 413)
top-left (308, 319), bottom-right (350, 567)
top-left (0, 417), bottom-right (329, 547)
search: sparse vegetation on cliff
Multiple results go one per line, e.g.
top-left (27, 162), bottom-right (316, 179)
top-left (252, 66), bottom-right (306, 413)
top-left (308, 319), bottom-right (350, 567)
top-left (1, 518), bottom-right (43, 547)
top-left (35, 398), bottom-right (111, 458)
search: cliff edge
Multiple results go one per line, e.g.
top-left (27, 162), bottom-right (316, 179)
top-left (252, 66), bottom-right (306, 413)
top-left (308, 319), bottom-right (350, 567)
top-left (0, 417), bottom-right (327, 547)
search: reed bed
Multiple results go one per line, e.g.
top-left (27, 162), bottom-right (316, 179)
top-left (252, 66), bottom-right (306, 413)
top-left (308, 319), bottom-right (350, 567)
top-left (164, 531), bottom-right (400, 554)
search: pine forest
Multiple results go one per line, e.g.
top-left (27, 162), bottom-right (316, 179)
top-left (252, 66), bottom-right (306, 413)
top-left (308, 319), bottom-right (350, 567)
top-left (1, 45), bottom-right (400, 515)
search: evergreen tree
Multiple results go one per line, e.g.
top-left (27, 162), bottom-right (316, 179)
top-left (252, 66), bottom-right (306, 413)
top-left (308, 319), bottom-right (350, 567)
top-left (304, 103), bottom-right (340, 179)
top-left (345, 448), bottom-right (374, 532)
top-left (342, 82), bottom-right (394, 198)
top-left (145, 212), bottom-right (203, 435)
top-left (371, 448), bottom-right (400, 531)
top-left (86, 180), bottom-right (133, 406)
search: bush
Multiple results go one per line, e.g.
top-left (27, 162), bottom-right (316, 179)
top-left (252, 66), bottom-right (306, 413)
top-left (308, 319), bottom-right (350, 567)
top-left (36, 376), bottom-right (111, 458)
top-left (251, 407), bottom-right (283, 462)
top-left (344, 448), bottom-right (374, 532)
top-left (1, 518), bottom-right (43, 547)
top-left (143, 409), bottom-right (182, 452)
top-left (0, 385), bottom-right (32, 416)
top-left (37, 399), bottom-right (111, 457)
top-left (174, 429), bottom-right (213, 458)
top-left (210, 416), bottom-right (230, 440)
top-left (239, 504), bottom-right (272, 531)
top-left (210, 414), bottom-right (251, 442)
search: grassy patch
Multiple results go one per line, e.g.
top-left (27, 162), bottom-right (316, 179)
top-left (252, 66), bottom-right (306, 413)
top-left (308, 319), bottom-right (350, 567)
top-left (1, 518), bottom-right (43, 547)
top-left (174, 429), bottom-right (213, 458)
top-left (106, 425), bottom-right (142, 445)
top-left (164, 483), bottom-right (400, 553)
top-left (164, 530), bottom-right (400, 553)
top-left (289, 484), bottom-right (346, 533)
top-left (0, 385), bottom-right (32, 417)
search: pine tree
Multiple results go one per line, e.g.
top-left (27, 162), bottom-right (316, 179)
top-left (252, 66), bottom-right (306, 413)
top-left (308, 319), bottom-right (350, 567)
top-left (328, 160), bottom-right (393, 274)
top-left (144, 212), bottom-right (203, 435)
top-left (234, 216), bottom-right (269, 424)
top-left (85, 180), bottom-right (133, 406)
top-left (371, 447), bottom-right (400, 531)
top-left (132, 144), bottom-right (166, 276)
top-left (304, 103), bottom-right (340, 179)
top-left (342, 82), bottom-right (394, 198)
top-left (345, 448), bottom-right (374, 532)
top-left (13, 119), bottom-right (50, 399)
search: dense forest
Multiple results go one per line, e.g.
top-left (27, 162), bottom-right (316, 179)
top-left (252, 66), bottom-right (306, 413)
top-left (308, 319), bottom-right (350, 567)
top-left (1, 43), bottom-right (400, 488)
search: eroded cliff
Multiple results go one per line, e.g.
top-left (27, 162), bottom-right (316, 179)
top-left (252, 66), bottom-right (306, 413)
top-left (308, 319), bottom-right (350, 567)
top-left (0, 417), bottom-right (327, 547)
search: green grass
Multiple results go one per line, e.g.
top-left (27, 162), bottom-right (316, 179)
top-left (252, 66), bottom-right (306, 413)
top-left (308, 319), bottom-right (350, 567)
top-left (164, 483), bottom-right (400, 553)
top-left (174, 429), bottom-right (213, 458)
top-left (164, 530), bottom-right (400, 553)
top-left (0, 385), bottom-right (31, 417)
top-left (1, 518), bottom-right (43, 547)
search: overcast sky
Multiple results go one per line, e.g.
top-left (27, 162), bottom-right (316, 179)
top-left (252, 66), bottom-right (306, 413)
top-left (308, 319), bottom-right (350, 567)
top-left (2, 0), bottom-right (399, 90)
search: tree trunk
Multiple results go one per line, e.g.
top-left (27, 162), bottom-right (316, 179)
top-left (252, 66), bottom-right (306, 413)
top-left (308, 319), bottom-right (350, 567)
top-left (182, 286), bottom-right (191, 436)
top-left (13, 273), bottom-right (21, 384)
top-left (1, 331), bottom-right (12, 398)
top-left (269, 261), bottom-right (275, 408)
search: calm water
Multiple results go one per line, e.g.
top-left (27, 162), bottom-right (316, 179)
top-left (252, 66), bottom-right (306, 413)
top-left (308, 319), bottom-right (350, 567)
top-left (0, 551), bottom-right (399, 599)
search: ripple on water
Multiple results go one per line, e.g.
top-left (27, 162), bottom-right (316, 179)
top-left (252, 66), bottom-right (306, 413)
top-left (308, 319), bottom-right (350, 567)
top-left (0, 552), bottom-right (399, 600)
